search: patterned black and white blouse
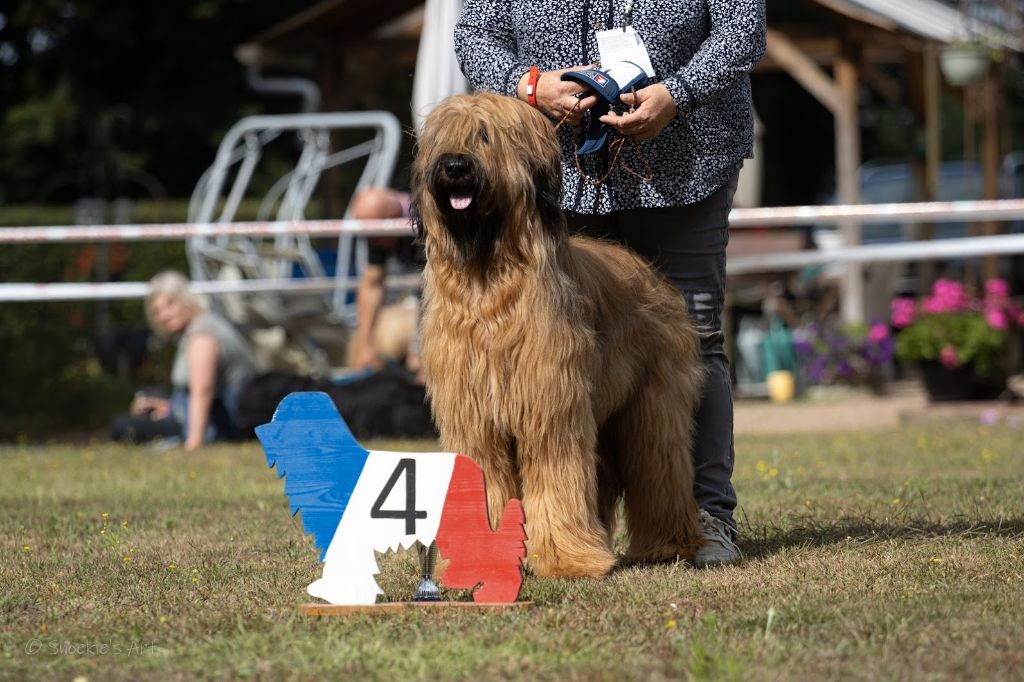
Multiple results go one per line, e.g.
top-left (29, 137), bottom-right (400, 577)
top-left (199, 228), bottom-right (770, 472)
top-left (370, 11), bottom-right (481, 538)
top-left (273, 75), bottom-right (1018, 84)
top-left (454, 0), bottom-right (766, 214)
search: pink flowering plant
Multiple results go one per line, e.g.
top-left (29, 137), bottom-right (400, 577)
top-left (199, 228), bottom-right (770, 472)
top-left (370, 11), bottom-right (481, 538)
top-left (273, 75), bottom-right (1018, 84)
top-left (890, 278), bottom-right (1020, 376)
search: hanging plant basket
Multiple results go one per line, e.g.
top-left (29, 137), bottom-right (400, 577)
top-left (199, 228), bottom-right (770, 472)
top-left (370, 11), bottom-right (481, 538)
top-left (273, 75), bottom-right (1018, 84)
top-left (939, 43), bottom-right (991, 86)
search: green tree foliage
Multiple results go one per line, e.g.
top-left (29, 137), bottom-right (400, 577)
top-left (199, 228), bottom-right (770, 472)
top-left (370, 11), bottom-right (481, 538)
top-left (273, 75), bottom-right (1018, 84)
top-left (0, 0), bottom-right (314, 203)
top-left (0, 0), bottom-right (315, 436)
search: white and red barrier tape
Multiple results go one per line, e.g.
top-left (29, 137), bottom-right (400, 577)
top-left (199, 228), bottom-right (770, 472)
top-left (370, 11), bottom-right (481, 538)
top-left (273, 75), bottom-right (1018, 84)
top-left (2, 200), bottom-right (1024, 244)
top-left (0, 275), bottom-right (424, 302)
top-left (0, 218), bottom-right (415, 244)
top-left (3, 200), bottom-right (1024, 302)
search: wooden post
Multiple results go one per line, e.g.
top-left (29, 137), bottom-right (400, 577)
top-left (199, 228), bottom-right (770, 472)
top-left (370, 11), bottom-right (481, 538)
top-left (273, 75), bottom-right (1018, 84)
top-left (835, 40), bottom-right (863, 323)
top-left (920, 43), bottom-right (941, 293)
top-left (763, 29), bottom-right (864, 321)
top-left (981, 63), bottom-right (1002, 281)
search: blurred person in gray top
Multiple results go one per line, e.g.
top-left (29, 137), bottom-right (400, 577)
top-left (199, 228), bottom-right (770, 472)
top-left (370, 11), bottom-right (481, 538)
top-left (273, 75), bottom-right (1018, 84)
top-left (454, 0), bottom-right (765, 566)
top-left (114, 271), bottom-right (258, 450)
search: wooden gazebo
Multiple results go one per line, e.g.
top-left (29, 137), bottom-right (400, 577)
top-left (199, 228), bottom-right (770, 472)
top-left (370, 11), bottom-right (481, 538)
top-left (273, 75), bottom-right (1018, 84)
top-left (239, 0), bottom-right (1023, 320)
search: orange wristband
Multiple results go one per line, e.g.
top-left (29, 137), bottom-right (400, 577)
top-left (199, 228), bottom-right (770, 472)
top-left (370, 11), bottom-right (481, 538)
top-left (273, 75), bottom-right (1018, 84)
top-left (526, 66), bottom-right (540, 108)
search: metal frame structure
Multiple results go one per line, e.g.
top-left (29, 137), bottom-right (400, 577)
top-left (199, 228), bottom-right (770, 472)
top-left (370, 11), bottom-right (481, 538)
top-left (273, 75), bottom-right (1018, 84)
top-left (181, 111), bottom-right (403, 374)
top-left (186, 111), bottom-right (403, 320)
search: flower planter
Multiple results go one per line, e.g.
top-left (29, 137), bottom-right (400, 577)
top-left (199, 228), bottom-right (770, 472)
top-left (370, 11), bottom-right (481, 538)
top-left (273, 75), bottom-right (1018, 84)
top-left (939, 44), bottom-right (990, 87)
top-left (918, 361), bottom-right (1006, 402)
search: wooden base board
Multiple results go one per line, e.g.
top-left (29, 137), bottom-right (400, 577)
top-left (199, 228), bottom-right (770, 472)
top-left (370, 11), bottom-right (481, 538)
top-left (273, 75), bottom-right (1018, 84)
top-left (300, 601), bottom-right (533, 617)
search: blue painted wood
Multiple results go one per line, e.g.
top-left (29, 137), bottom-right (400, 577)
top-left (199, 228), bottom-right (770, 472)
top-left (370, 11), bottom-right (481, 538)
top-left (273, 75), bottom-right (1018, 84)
top-left (255, 392), bottom-right (369, 560)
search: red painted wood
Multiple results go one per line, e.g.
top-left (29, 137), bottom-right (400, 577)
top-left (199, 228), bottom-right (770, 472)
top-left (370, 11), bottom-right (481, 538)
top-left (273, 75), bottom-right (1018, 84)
top-left (435, 455), bottom-right (527, 603)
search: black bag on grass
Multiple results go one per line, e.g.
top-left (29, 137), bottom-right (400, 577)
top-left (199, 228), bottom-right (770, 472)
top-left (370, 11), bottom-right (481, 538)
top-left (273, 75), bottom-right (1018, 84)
top-left (236, 367), bottom-right (436, 441)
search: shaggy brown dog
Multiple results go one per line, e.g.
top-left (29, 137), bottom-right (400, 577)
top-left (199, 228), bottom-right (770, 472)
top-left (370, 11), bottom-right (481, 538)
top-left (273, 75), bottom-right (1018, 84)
top-left (413, 92), bottom-right (705, 578)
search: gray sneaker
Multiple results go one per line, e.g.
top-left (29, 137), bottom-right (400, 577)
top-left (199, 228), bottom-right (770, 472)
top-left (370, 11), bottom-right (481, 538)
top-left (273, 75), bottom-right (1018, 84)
top-left (694, 510), bottom-right (743, 568)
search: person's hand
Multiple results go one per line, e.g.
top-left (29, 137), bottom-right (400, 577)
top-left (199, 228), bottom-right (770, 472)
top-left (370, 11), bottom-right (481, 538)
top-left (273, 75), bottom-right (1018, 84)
top-left (519, 66), bottom-right (600, 125)
top-left (599, 83), bottom-right (678, 141)
top-left (351, 344), bottom-right (382, 371)
top-left (130, 395), bottom-right (170, 420)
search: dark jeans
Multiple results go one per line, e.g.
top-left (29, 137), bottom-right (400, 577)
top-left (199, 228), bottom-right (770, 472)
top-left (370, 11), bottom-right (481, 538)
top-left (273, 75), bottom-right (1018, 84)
top-left (109, 386), bottom-right (247, 444)
top-left (565, 172), bottom-right (740, 533)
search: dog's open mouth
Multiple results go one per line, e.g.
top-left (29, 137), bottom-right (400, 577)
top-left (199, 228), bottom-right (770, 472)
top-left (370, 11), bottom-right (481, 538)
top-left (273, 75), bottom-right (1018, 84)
top-left (449, 194), bottom-right (473, 211)
top-left (431, 153), bottom-right (481, 215)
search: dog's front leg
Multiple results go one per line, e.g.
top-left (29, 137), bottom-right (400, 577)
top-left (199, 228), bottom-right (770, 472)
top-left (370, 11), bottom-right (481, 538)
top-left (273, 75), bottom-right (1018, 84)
top-left (434, 418), bottom-right (520, 532)
top-left (517, 420), bottom-right (616, 578)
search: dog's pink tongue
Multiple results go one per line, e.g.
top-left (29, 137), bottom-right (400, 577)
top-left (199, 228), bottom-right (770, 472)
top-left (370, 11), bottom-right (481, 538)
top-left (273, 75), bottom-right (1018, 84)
top-left (450, 194), bottom-right (473, 210)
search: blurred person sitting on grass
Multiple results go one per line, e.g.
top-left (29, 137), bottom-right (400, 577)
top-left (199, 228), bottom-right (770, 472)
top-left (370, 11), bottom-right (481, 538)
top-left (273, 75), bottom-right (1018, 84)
top-left (110, 270), bottom-right (258, 450)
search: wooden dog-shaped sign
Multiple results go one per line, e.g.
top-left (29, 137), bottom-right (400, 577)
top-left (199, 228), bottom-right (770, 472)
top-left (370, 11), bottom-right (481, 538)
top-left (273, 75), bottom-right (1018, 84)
top-left (256, 392), bottom-right (527, 605)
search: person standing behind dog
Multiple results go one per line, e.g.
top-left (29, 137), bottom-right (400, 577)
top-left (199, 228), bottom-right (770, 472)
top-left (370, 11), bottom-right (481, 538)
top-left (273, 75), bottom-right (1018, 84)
top-left (455, 0), bottom-right (766, 566)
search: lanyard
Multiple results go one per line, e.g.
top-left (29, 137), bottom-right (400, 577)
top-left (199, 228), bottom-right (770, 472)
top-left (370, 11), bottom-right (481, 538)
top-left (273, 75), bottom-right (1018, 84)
top-left (623, 0), bottom-right (633, 30)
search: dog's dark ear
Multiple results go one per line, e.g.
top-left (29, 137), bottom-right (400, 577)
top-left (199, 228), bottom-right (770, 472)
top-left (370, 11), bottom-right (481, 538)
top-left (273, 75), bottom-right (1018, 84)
top-left (534, 163), bottom-right (566, 235)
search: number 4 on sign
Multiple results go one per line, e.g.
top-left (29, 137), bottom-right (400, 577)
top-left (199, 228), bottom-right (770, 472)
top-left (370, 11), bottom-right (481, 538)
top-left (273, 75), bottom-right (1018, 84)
top-left (255, 392), bottom-right (527, 606)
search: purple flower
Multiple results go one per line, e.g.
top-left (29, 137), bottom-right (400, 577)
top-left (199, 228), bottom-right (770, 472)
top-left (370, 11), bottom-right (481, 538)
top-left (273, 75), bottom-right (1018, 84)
top-left (793, 336), bottom-right (814, 355)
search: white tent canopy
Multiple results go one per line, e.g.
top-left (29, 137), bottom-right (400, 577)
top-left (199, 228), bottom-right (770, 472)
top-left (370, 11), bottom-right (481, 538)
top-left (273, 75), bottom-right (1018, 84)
top-left (411, 0), bottom-right (468, 130)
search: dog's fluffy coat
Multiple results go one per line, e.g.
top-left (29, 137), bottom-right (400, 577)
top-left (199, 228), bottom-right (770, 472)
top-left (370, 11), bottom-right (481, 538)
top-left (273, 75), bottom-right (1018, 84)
top-left (414, 92), bottom-right (705, 577)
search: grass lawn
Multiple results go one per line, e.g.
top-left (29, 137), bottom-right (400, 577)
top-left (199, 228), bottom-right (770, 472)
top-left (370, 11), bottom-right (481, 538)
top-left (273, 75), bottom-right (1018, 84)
top-left (2, 423), bottom-right (1022, 680)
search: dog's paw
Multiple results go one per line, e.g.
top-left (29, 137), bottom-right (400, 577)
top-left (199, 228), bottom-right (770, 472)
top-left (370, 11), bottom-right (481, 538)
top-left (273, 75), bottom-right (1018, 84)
top-left (527, 547), bottom-right (616, 578)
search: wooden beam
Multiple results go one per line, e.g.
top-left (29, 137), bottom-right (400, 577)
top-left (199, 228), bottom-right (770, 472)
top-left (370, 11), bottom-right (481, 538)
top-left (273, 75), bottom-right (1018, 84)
top-left (835, 38), bottom-right (864, 324)
top-left (765, 29), bottom-right (842, 113)
top-left (862, 63), bottom-right (902, 105)
top-left (766, 28), bottom-right (866, 321)
top-left (982, 64), bottom-right (1003, 280)
top-left (920, 43), bottom-right (942, 292)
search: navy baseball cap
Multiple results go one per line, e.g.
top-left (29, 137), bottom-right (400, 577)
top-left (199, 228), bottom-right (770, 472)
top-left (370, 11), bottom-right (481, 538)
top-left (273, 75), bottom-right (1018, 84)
top-left (559, 61), bottom-right (649, 155)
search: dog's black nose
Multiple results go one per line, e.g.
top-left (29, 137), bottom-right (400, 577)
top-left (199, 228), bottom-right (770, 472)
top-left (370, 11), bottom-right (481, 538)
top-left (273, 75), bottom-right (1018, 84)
top-left (443, 155), bottom-right (471, 179)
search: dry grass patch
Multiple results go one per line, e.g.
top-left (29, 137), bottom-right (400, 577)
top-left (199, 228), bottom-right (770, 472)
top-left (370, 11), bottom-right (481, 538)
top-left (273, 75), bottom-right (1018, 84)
top-left (1, 424), bottom-right (1022, 680)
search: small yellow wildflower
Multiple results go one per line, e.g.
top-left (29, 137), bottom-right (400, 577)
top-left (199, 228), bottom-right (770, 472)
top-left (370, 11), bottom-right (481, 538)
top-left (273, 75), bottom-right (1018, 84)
top-left (891, 497), bottom-right (901, 505)
top-left (22, 545), bottom-right (30, 552)
top-left (981, 449), bottom-right (993, 463)
top-left (101, 513), bottom-right (109, 519)
top-left (768, 468), bottom-right (778, 478)
top-left (121, 520), bottom-right (129, 528)
top-left (756, 460), bottom-right (767, 473)
top-left (666, 620), bottom-right (677, 629)
top-left (167, 563), bottom-right (177, 570)
top-left (930, 557), bottom-right (941, 564)
top-left (159, 616), bottom-right (168, 624)
top-left (122, 556), bottom-right (132, 563)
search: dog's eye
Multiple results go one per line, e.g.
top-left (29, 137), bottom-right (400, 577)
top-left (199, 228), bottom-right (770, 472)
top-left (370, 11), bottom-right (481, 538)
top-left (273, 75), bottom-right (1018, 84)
top-left (478, 128), bottom-right (490, 144)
